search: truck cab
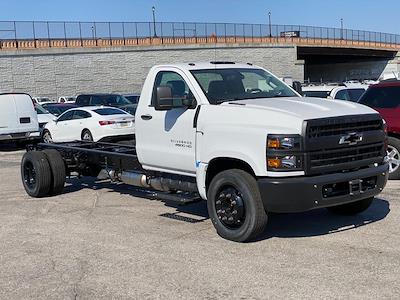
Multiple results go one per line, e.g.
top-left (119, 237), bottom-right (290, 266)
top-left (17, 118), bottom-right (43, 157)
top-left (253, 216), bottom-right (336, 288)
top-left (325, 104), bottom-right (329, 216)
top-left (21, 62), bottom-right (389, 242)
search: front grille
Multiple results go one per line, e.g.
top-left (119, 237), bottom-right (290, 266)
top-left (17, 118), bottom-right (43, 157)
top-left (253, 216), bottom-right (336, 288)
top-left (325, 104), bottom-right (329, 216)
top-left (304, 114), bottom-right (386, 175)
top-left (307, 119), bottom-right (382, 139)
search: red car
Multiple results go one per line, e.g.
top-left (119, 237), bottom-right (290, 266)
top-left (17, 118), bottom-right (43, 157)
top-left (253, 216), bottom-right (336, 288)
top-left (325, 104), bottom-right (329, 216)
top-left (358, 81), bottom-right (400, 179)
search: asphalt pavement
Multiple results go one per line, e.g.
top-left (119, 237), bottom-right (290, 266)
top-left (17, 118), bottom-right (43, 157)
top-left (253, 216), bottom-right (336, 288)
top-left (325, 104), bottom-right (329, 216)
top-left (0, 146), bottom-right (399, 299)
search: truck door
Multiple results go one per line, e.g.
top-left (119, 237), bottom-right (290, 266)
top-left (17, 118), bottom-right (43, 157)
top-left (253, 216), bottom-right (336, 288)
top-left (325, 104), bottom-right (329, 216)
top-left (136, 70), bottom-right (198, 175)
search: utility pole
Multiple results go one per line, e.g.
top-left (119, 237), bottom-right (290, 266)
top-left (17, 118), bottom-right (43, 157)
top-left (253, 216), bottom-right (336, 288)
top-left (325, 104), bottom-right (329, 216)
top-left (340, 18), bottom-right (344, 40)
top-left (152, 6), bottom-right (157, 37)
top-left (268, 11), bottom-right (272, 38)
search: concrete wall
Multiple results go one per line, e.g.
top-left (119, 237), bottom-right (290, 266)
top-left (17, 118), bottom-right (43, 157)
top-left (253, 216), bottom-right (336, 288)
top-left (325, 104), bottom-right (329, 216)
top-left (305, 54), bottom-right (400, 82)
top-left (0, 44), bottom-right (304, 99)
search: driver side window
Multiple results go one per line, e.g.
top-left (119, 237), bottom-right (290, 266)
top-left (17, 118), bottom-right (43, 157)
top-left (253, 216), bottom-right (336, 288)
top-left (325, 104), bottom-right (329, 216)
top-left (152, 71), bottom-right (195, 106)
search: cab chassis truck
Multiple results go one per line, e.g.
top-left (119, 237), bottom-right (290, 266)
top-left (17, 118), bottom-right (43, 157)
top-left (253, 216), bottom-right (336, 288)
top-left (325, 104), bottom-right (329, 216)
top-left (21, 62), bottom-right (389, 242)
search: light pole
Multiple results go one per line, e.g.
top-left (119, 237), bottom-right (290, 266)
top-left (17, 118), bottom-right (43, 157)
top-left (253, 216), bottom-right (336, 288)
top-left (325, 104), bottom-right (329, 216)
top-left (340, 18), bottom-right (344, 40)
top-left (152, 6), bottom-right (157, 38)
top-left (268, 11), bottom-right (272, 38)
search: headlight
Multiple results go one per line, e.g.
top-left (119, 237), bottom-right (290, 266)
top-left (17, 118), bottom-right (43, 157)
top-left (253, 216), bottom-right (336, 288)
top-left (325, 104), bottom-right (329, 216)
top-left (267, 135), bottom-right (301, 150)
top-left (267, 134), bottom-right (303, 171)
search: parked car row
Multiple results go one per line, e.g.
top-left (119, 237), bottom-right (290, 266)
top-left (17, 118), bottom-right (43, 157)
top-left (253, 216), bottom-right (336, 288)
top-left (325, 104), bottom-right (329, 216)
top-left (31, 93), bottom-right (139, 144)
top-left (302, 83), bottom-right (368, 102)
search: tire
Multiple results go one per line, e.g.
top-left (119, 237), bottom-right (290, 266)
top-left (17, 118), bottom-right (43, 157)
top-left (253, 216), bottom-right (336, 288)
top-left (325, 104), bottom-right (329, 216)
top-left (21, 151), bottom-right (52, 198)
top-left (327, 197), bottom-right (374, 215)
top-left (387, 137), bottom-right (400, 180)
top-left (81, 130), bottom-right (93, 142)
top-left (43, 149), bottom-right (66, 195)
top-left (207, 169), bottom-right (268, 242)
top-left (42, 130), bottom-right (53, 143)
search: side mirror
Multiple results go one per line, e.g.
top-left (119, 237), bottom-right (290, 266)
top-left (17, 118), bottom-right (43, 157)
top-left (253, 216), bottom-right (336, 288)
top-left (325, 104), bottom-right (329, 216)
top-left (292, 81), bottom-right (303, 95)
top-left (155, 86), bottom-right (173, 110)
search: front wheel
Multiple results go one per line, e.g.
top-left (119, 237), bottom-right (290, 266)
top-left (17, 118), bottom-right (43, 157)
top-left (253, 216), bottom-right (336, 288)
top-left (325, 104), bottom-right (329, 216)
top-left (387, 137), bottom-right (400, 180)
top-left (207, 169), bottom-right (268, 242)
top-left (81, 130), bottom-right (93, 142)
top-left (42, 130), bottom-right (53, 143)
top-left (327, 197), bottom-right (374, 215)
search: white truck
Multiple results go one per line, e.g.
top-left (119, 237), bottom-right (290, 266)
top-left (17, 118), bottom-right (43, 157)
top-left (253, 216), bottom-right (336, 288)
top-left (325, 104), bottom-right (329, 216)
top-left (21, 62), bottom-right (389, 242)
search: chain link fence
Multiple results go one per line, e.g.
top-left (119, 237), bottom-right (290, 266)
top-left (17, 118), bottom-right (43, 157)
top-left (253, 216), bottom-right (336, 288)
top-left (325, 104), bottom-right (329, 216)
top-left (0, 21), bottom-right (399, 48)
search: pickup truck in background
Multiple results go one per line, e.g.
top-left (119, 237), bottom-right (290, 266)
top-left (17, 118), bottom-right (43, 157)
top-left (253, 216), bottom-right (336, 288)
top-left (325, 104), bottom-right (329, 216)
top-left (20, 62), bottom-right (389, 242)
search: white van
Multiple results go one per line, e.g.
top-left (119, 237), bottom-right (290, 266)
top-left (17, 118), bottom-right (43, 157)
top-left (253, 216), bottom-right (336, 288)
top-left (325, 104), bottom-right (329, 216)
top-left (0, 93), bottom-right (40, 142)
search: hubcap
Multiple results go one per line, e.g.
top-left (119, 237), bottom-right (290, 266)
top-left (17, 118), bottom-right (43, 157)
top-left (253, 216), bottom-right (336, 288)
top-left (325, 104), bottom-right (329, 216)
top-left (43, 132), bottom-right (52, 143)
top-left (23, 161), bottom-right (36, 189)
top-left (83, 133), bottom-right (92, 141)
top-left (387, 145), bottom-right (400, 174)
top-left (215, 186), bottom-right (245, 228)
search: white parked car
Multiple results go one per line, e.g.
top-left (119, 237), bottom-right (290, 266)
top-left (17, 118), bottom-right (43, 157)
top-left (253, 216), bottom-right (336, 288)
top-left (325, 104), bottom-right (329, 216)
top-left (0, 93), bottom-right (40, 142)
top-left (42, 106), bottom-right (135, 143)
top-left (302, 84), bottom-right (367, 102)
top-left (58, 96), bottom-right (76, 103)
top-left (35, 104), bottom-right (55, 127)
top-left (32, 97), bottom-right (55, 105)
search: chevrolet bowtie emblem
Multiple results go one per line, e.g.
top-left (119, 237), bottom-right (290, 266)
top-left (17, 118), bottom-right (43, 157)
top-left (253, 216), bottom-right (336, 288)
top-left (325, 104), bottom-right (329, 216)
top-left (339, 132), bottom-right (363, 145)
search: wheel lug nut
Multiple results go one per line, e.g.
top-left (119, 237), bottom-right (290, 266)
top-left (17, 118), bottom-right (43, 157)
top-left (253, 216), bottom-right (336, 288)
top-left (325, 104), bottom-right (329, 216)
top-left (226, 193), bottom-right (231, 198)
top-left (216, 200), bottom-right (221, 205)
top-left (218, 216), bottom-right (222, 219)
top-left (228, 217), bottom-right (234, 221)
top-left (231, 201), bottom-right (236, 206)
top-left (232, 210), bottom-right (237, 215)
top-left (217, 210), bottom-right (222, 214)
top-left (221, 210), bottom-right (225, 214)
top-left (222, 216), bottom-right (227, 221)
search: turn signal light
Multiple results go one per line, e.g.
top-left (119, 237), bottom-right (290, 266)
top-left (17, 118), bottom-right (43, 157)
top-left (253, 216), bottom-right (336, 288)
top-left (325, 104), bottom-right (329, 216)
top-left (267, 158), bottom-right (281, 169)
top-left (267, 138), bottom-right (280, 149)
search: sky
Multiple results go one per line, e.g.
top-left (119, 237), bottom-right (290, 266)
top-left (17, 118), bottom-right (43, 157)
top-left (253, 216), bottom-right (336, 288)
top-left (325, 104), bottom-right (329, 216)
top-left (0, 0), bottom-right (399, 34)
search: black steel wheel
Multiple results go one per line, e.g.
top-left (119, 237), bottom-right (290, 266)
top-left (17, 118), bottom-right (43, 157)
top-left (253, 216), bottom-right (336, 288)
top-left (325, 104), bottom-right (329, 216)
top-left (215, 186), bottom-right (246, 229)
top-left (207, 169), bottom-right (268, 242)
top-left (21, 151), bottom-right (52, 198)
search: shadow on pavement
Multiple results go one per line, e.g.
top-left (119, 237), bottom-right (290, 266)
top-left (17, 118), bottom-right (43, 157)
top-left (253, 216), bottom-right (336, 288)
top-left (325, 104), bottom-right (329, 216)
top-left (63, 177), bottom-right (390, 240)
top-left (0, 142), bottom-right (26, 152)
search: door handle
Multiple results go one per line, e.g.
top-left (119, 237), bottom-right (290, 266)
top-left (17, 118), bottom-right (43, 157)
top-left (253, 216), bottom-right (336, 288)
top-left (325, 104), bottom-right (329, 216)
top-left (141, 114), bottom-right (153, 120)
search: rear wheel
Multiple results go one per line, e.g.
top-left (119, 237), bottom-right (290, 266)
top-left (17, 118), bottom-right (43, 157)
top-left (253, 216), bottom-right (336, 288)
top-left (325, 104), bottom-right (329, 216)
top-left (21, 151), bottom-right (52, 197)
top-left (42, 130), bottom-right (53, 143)
top-left (207, 169), bottom-right (268, 242)
top-left (387, 137), bottom-right (400, 180)
top-left (43, 149), bottom-right (66, 195)
top-left (81, 130), bottom-right (93, 142)
top-left (327, 197), bottom-right (374, 215)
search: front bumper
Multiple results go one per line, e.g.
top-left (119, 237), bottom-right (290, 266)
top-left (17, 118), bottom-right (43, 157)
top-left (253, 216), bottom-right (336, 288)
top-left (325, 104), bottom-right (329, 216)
top-left (0, 131), bottom-right (41, 141)
top-left (258, 163), bottom-right (389, 213)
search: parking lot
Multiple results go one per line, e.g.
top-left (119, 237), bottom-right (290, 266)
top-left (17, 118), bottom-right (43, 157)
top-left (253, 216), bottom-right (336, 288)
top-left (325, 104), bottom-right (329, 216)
top-left (0, 147), bottom-right (399, 299)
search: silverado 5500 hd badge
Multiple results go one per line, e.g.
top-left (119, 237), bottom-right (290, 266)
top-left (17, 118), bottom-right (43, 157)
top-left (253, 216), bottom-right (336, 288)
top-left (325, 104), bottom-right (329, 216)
top-left (171, 139), bottom-right (193, 149)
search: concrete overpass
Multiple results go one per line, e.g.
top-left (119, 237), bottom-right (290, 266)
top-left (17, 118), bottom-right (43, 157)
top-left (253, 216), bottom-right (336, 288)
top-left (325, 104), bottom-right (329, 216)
top-left (0, 21), bottom-right (399, 98)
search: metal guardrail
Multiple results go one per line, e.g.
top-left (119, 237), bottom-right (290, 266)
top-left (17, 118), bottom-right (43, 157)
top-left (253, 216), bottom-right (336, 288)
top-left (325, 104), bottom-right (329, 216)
top-left (0, 21), bottom-right (399, 49)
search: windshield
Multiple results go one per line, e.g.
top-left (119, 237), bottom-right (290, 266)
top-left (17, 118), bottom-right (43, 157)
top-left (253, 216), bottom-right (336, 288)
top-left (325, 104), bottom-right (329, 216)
top-left (190, 68), bottom-right (297, 104)
top-left (45, 105), bottom-right (77, 116)
top-left (358, 86), bottom-right (400, 108)
top-left (35, 105), bottom-right (49, 114)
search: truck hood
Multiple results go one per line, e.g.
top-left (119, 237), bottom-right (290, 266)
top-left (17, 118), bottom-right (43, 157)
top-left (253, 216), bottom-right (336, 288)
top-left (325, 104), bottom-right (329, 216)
top-left (221, 97), bottom-right (378, 119)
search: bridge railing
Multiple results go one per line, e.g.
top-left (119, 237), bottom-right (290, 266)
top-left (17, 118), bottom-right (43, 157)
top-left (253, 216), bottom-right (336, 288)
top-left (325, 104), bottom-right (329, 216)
top-left (0, 21), bottom-right (399, 49)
